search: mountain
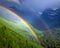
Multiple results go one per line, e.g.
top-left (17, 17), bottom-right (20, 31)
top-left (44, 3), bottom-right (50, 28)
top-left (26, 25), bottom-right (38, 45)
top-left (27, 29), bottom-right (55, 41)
top-left (41, 8), bottom-right (60, 29)
top-left (40, 8), bottom-right (60, 48)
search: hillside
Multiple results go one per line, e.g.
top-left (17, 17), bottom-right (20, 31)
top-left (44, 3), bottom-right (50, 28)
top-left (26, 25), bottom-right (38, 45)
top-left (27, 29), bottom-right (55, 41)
top-left (0, 17), bottom-right (33, 39)
top-left (0, 17), bottom-right (44, 40)
top-left (0, 18), bottom-right (43, 48)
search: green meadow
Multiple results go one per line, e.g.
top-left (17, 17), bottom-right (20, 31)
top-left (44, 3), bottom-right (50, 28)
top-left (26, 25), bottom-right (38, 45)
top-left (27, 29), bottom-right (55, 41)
top-left (0, 17), bottom-right (43, 48)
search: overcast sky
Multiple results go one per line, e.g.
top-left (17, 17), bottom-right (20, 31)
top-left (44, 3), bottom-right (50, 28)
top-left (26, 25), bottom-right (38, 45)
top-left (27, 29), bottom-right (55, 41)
top-left (0, 0), bottom-right (60, 30)
top-left (24, 0), bottom-right (60, 11)
top-left (1, 0), bottom-right (60, 11)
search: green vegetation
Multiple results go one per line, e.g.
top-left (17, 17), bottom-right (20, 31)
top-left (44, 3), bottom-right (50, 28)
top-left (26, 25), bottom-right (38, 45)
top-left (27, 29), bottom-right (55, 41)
top-left (40, 28), bottom-right (60, 48)
top-left (0, 18), bottom-right (43, 48)
top-left (0, 17), bottom-right (44, 41)
top-left (0, 17), bottom-right (30, 38)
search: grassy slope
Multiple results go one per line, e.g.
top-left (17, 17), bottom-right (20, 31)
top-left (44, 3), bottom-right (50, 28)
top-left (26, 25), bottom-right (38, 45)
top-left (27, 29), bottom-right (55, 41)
top-left (0, 18), bottom-right (43, 48)
top-left (0, 17), bottom-right (30, 38)
top-left (0, 17), bottom-right (44, 39)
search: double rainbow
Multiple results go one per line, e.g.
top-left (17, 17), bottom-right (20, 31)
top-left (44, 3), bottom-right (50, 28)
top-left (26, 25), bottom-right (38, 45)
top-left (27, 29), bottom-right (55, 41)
top-left (0, 6), bottom-right (42, 45)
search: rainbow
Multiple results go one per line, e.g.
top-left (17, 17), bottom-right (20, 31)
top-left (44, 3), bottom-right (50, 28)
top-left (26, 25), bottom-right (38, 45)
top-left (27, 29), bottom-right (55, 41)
top-left (22, 2), bottom-right (56, 41)
top-left (0, 6), bottom-right (43, 45)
